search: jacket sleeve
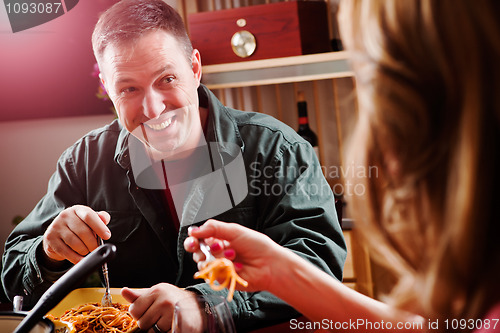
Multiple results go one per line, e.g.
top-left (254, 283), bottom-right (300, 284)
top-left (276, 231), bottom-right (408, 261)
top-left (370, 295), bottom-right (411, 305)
top-left (189, 140), bottom-right (346, 331)
top-left (260, 141), bottom-right (346, 280)
top-left (1, 148), bottom-right (83, 307)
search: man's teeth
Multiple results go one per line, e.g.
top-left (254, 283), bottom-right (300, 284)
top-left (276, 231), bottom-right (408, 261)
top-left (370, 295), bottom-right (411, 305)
top-left (147, 118), bottom-right (173, 131)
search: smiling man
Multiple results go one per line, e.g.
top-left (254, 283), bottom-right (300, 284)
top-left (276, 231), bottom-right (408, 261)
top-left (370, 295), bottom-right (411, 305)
top-left (1, 0), bottom-right (346, 331)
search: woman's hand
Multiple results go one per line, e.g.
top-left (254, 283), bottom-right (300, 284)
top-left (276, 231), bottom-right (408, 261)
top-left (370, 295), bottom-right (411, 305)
top-left (184, 219), bottom-right (286, 292)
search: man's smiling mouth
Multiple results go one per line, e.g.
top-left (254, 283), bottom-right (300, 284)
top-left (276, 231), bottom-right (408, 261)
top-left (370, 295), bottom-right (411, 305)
top-left (145, 116), bottom-right (175, 131)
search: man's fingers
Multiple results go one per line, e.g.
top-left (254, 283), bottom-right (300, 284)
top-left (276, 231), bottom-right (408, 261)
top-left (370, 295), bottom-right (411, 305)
top-left (62, 218), bottom-right (100, 254)
top-left (121, 287), bottom-right (142, 303)
top-left (44, 220), bottom-right (87, 262)
top-left (123, 288), bottom-right (165, 330)
top-left (74, 206), bottom-right (111, 240)
top-left (123, 288), bottom-right (152, 320)
top-left (44, 240), bottom-right (84, 264)
top-left (42, 206), bottom-right (112, 264)
top-left (64, 229), bottom-right (94, 256)
top-left (136, 306), bottom-right (162, 331)
top-left (97, 211), bottom-right (111, 225)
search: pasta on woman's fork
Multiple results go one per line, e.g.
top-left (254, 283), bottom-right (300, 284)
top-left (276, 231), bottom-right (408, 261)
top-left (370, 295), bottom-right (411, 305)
top-left (193, 240), bottom-right (249, 302)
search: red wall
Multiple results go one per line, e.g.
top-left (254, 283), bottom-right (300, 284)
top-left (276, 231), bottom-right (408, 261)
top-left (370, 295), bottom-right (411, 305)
top-left (0, 0), bottom-right (118, 122)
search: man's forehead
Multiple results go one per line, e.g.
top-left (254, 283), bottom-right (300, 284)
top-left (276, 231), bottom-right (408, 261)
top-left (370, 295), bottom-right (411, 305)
top-left (113, 65), bottom-right (174, 84)
top-left (102, 37), bottom-right (147, 62)
top-left (105, 30), bottom-right (179, 53)
top-left (101, 37), bottom-right (179, 70)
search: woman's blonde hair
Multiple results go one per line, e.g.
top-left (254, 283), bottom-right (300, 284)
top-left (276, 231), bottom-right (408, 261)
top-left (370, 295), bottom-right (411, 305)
top-left (340, 0), bottom-right (500, 329)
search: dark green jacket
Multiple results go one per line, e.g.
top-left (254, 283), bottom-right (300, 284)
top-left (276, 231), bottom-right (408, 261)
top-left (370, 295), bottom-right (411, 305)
top-left (1, 85), bottom-right (346, 331)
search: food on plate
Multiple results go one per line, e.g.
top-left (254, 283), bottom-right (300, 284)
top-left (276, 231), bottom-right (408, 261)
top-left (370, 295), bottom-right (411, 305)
top-left (47, 302), bottom-right (138, 333)
top-left (194, 257), bottom-right (248, 302)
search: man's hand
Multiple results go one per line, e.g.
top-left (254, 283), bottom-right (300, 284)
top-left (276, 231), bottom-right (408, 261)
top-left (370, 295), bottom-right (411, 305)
top-left (121, 284), bottom-right (205, 333)
top-left (42, 205), bottom-right (111, 264)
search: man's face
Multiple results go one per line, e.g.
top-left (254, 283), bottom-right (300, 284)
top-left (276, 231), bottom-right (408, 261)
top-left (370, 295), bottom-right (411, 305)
top-left (99, 31), bottom-right (203, 159)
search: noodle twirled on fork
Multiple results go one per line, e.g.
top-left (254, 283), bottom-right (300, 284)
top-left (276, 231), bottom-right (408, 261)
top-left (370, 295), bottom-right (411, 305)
top-left (194, 257), bottom-right (248, 302)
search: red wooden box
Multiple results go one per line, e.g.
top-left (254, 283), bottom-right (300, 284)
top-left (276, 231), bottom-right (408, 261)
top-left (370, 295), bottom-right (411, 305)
top-left (188, 1), bottom-right (331, 65)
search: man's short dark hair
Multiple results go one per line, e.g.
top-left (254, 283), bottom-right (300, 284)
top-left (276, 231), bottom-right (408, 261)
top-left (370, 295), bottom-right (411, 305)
top-left (92, 0), bottom-right (193, 64)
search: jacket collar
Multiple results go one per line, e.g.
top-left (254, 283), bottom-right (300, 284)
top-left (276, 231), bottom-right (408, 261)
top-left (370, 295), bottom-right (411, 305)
top-left (114, 84), bottom-right (244, 170)
top-left (114, 122), bottom-right (131, 170)
top-left (200, 84), bottom-right (245, 157)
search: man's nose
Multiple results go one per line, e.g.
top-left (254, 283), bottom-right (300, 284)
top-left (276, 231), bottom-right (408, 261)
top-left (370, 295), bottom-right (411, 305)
top-left (143, 88), bottom-right (165, 119)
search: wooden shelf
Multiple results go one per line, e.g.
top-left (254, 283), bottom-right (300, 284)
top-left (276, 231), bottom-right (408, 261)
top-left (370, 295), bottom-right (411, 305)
top-left (201, 51), bottom-right (353, 89)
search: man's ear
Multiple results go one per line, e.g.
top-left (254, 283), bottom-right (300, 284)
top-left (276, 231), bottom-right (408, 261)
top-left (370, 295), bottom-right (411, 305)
top-left (99, 73), bottom-right (106, 90)
top-left (191, 49), bottom-right (202, 85)
top-left (98, 72), bottom-right (112, 98)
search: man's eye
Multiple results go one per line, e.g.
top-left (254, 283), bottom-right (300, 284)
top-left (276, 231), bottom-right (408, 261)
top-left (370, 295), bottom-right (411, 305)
top-left (161, 76), bottom-right (175, 84)
top-left (121, 87), bottom-right (137, 94)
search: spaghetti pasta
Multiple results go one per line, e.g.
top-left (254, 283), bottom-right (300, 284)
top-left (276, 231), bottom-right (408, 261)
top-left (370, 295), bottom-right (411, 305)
top-left (194, 258), bottom-right (248, 302)
top-left (48, 302), bottom-right (138, 333)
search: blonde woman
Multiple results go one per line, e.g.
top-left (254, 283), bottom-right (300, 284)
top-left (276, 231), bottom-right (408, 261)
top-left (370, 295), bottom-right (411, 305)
top-left (185, 0), bottom-right (500, 332)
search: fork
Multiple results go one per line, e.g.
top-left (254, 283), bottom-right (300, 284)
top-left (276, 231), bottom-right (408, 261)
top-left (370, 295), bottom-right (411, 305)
top-left (199, 240), bottom-right (216, 264)
top-left (98, 237), bottom-right (113, 307)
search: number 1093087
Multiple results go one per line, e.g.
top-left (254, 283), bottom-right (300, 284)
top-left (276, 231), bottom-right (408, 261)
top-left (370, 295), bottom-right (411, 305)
top-left (444, 318), bottom-right (499, 331)
top-left (5, 2), bottom-right (62, 14)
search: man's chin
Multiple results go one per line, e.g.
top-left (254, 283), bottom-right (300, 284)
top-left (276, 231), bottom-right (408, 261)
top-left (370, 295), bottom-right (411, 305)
top-left (143, 141), bottom-right (180, 160)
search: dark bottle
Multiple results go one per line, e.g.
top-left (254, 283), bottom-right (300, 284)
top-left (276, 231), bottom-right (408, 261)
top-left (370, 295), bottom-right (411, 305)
top-left (296, 91), bottom-right (319, 158)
